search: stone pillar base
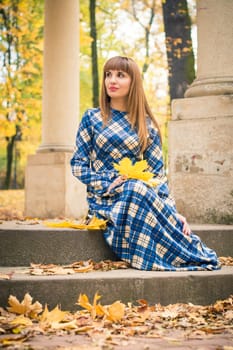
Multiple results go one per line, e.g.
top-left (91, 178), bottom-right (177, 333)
top-left (168, 95), bottom-right (233, 224)
top-left (25, 152), bottom-right (88, 219)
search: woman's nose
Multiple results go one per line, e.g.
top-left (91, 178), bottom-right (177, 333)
top-left (109, 74), bottom-right (117, 83)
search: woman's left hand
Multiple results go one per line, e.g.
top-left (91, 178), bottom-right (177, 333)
top-left (176, 213), bottom-right (191, 236)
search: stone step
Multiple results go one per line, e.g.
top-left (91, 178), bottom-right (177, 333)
top-left (0, 222), bottom-right (232, 266)
top-left (0, 222), bottom-right (232, 311)
top-left (0, 266), bottom-right (232, 311)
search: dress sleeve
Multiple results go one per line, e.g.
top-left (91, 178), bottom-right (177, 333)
top-left (143, 127), bottom-right (177, 210)
top-left (70, 110), bottom-right (116, 194)
top-left (143, 127), bottom-right (165, 178)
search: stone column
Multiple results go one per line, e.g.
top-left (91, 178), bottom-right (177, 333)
top-left (25, 0), bottom-right (88, 218)
top-left (38, 0), bottom-right (79, 152)
top-left (168, 0), bottom-right (233, 224)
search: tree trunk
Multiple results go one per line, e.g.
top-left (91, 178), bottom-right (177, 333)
top-left (4, 136), bottom-right (15, 189)
top-left (162, 0), bottom-right (195, 101)
top-left (89, 0), bottom-right (99, 107)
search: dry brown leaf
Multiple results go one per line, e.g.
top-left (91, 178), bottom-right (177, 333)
top-left (161, 309), bottom-right (179, 319)
top-left (0, 332), bottom-right (31, 346)
top-left (75, 325), bottom-right (95, 334)
top-left (136, 299), bottom-right (149, 313)
top-left (225, 310), bottom-right (233, 320)
top-left (219, 256), bottom-right (233, 266)
top-left (73, 261), bottom-right (94, 273)
top-left (199, 326), bottom-right (228, 334)
top-left (0, 273), bottom-right (11, 280)
top-left (28, 260), bottom-right (129, 276)
top-left (0, 327), bottom-right (6, 334)
top-left (212, 295), bottom-right (233, 312)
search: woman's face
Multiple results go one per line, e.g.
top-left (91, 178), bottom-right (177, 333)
top-left (105, 70), bottom-right (131, 100)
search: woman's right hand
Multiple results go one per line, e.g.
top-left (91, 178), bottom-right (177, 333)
top-left (107, 175), bottom-right (127, 193)
top-left (176, 213), bottom-right (191, 236)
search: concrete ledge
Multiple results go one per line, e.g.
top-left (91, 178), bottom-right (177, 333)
top-left (0, 266), bottom-right (232, 310)
top-left (191, 224), bottom-right (233, 256)
top-left (0, 223), bottom-right (117, 266)
top-left (0, 223), bottom-right (232, 266)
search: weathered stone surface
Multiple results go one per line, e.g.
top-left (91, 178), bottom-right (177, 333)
top-left (168, 112), bottom-right (233, 223)
top-left (0, 222), bottom-right (232, 266)
top-left (0, 266), bottom-right (232, 310)
top-left (25, 152), bottom-right (88, 219)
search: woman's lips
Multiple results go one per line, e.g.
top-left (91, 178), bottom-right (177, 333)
top-left (108, 86), bottom-right (118, 92)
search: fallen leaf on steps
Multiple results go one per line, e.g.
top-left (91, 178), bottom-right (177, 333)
top-left (40, 305), bottom-right (69, 328)
top-left (44, 215), bottom-right (107, 230)
top-left (7, 293), bottom-right (43, 318)
top-left (0, 273), bottom-right (11, 280)
top-left (28, 259), bottom-right (129, 276)
top-left (10, 315), bottom-right (33, 327)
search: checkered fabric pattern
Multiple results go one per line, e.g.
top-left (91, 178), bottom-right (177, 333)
top-left (71, 108), bottom-right (220, 271)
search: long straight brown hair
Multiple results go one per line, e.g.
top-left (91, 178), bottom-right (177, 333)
top-left (100, 56), bottom-right (161, 152)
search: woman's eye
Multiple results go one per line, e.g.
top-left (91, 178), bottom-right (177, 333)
top-left (105, 72), bottom-right (111, 78)
top-left (118, 72), bottom-right (124, 77)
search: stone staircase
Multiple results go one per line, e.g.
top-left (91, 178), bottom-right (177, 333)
top-left (0, 222), bottom-right (232, 311)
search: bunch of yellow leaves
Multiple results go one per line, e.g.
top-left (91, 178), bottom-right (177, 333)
top-left (77, 292), bottom-right (125, 323)
top-left (113, 157), bottom-right (159, 187)
top-left (7, 294), bottom-right (70, 330)
top-left (44, 215), bottom-right (107, 230)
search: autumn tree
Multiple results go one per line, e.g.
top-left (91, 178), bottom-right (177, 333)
top-left (119, 0), bottom-right (163, 77)
top-left (162, 0), bottom-right (195, 100)
top-left (0, 0), bottom-right (44, 188)
top-left (89, 0), bottom-right (99, 107)
top-left (80, 0), bottom-right (122, 114)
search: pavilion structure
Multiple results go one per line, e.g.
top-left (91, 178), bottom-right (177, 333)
top-left (25, 0), bottom-right (233, 223)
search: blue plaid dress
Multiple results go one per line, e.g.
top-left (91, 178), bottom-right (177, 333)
top-left (71, 108), bottom-right (220, 271)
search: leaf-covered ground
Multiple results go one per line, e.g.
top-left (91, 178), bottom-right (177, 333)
top-left (0, 293), bottom-right (232, 349)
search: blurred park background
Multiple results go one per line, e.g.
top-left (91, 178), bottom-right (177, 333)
top-left (0, 0), bottom-right (196, 218)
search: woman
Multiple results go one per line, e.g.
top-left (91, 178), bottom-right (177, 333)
top-left (71, 56), bottom-right (220, 271)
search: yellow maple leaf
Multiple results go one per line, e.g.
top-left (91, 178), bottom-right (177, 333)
top-left (105, 301), bottom-right (125, 322)
top-left (10, 315), bottom-right (33, 327)
top-left (40, 305), bottom-right (68, 326)
top-left (44, 215), bottom-right (107, 230)
top-left (7, 293), bottom-right (43, 318)
top-left (77, 294), bottom-right (93, 313)
top-left (50, 319), bottom-right (78, 331)
top-left (113, 157), bottom-right (159, 186)
top-left (77, 292), bottom-right (103, 319)
top-left (77, 293), bottom-right (125, 322)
